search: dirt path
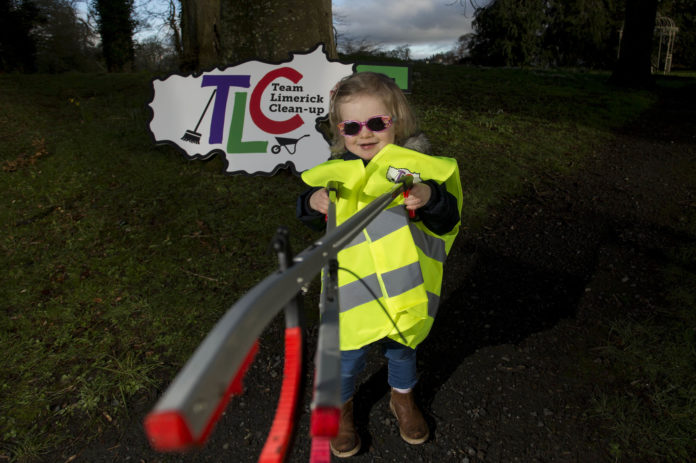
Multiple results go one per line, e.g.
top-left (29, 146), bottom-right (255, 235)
top-left (53, 79), bottom-right (696, 463)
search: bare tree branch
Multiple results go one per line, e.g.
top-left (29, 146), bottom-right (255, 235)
top-left (447, 0), bottom-right (489, 18)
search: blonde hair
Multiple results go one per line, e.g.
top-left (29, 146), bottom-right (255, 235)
top-left (328, 72), bottom-right (418, 154)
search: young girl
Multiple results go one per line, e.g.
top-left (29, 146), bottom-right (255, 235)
top-left (297, 72), bottom-right (461, 458)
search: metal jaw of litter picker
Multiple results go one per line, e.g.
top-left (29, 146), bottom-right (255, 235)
top-left (143, 175), bottom-right (414, 463)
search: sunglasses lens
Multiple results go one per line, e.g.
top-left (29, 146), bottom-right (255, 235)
top-left (341, 121), bottom-right (361, 135)
top-left (339, 116), bottom-right (392, 136)
top-left (366, 116), bottom-right (388, 132)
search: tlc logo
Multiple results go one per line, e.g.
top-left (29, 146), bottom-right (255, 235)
top-left (199, 67), bottom-right (323, 154)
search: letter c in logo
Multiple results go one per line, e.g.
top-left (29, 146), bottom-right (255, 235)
top-left (249, 67), bottom-right (304, 135)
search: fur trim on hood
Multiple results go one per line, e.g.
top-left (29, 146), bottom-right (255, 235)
top-left (402, 132), bottom-right (431, 154)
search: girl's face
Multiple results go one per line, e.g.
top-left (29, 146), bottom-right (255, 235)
top-left (338, 94), bottom-right (396, 161)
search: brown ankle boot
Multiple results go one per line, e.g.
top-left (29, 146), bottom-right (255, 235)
top-left (330, 398), bottom-right (361, 458)
top-left (389, 389), bottom-right (429, 444)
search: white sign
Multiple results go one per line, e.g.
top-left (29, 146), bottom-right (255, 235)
top-left (149, 45), bottom-right (354, 174)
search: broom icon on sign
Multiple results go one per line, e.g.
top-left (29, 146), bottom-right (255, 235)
top-left (181, 89), bottom-right (217, 144)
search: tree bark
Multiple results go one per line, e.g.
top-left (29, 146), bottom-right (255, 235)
top-left (179, 0), bottom-right (336, 71)
top-left (610, 0), bottom-right (658, 88)
top-left (179, 0), bottom-right (219, 71)
top-left (93, 0), bottom-right (136, 72)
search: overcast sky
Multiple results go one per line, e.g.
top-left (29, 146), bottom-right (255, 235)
top-left (333, 0), bottom-right (482, 59)
top-left (126, 0), bottom-right (484, 60)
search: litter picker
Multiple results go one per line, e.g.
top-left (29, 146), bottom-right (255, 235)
top-left (144, 175), bottom-right (415, 462)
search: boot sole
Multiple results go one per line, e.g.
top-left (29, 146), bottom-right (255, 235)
top-left (389, 400), bottom-right (430, 445)
top-left (330, 436), bottom-right (361, 458)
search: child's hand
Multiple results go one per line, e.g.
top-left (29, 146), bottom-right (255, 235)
top-left (309, 188), bottom-right (330, 214)
top-left (404, 183), bottom-right (431, 211)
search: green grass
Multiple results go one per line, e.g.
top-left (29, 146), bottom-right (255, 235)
top-left (0, 66), bottom-right (692, 461)
top-left (410, 65), bottom-right (654, 227)
top-left (0, 72), bottom-right (318, 460)
top-left (591, 245), bottom-right (696, 462)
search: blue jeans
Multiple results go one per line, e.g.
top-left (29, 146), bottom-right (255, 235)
top-left (340, 338), bottom-right (418, 403)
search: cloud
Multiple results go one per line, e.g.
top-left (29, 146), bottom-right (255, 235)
top-left (333, 0), bottom-right (477, 58)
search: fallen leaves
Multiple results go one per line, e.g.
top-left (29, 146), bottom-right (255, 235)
top-left (2, 137), bottom-right (49, 172)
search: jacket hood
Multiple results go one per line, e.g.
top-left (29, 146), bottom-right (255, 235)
top-left (401, 132), bottom-right (431, 155)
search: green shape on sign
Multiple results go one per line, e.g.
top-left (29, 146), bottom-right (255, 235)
top-left (227, 92), bottom-right (268, 154)
top-left (356, 64), bottom-right (411, 92)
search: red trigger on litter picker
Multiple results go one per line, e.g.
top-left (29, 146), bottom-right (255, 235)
top-left (403, 189), bottom-right (416, 219)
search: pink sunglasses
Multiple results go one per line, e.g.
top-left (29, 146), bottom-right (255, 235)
top-left (337, 115), bottom-right (394, 136)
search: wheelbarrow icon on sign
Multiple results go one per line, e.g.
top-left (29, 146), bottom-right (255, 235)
top-left (271, 134), bottom-right (310, 154)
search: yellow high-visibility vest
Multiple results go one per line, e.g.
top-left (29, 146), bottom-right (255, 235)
top-left (302, 144), bottom-right (462, 350)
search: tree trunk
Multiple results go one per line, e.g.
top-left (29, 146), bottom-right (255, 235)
top-left (610, 0), bottom-right (658, 87)
top-left (179, 0), bottom-right (219, 71)
top-left (93, 0), bottom-right (135, 72)
top-left (179, 0), bottom-right (336, 71)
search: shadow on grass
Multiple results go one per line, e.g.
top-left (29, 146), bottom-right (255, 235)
top-left (418, 246), bottom-right (588, 396)
top-left (350, 245), bottom-right (590, 436)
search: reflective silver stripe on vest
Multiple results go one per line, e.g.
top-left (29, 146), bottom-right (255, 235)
top-left (427, 291), bottom-right (440, 318)
top-left (409, 223), bottom-right (447, 263)
top-left (365, 206), bottom-right (409, 242)
top-left (338, 273), bottom-right (382, 313)
top-left (381, 261), bottom-right (424, 298)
